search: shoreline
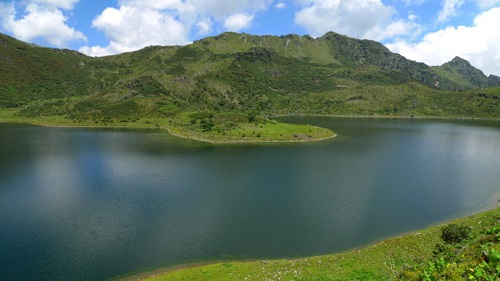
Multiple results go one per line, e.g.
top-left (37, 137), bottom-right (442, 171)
top-left (271, 113), bottom-right (500, 122)
top-left (0, 114), bottom-right (337, 144)
top-left (7, 121), bottom-right (338, 144)
top-left (115, 260), bottom-right (232, 281)
top-left (2, 112), bottom-right (498, 145)
top-left (118, 205), bottom-right (500, 280)
top-left (163, 126), bottom-right (337, 144)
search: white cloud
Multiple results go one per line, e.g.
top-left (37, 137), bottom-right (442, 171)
top-left (196, 19), bottom-right (213, 35)
top-left (0, 2), bottom-right (86, 47)
top-left (80, 5), bottom-right (190, 56)
top-left (78, 45), bottom-right (112, 57)
top-left (402, 0), bottom-right (427, 5)
top-left (80, 0), bottom-right (274, 56)
top-left (32, 0), bottom-right (80, 10)
top-left (224, 13), bottom-right (254, 31)
top-left (189, 0), bottom-right (272, 19)
top-left (474, 0), bottom-right (500, 9)
top-left (408, 13), bottom-right (418, 21)
top-left (386, 7), bottom-right (500, 76)
top-left (369, 19), bottom-right (421, 41)
top-left (438, 0), bottom-right (465, 22)
top-left (436, 0), bottom-right (500, 21)
top-left (294, 0), bottom-right (417, 41)
top-left (118, 0), bottom-right (187, 10)
top-left (275, 2), bottom-right (287, 9)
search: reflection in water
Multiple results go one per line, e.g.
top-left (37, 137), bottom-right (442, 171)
top-left (1, 119), bottom-right (500, 280)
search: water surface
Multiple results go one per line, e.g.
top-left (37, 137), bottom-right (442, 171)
top-left (1, 118), bottom-right (500, 280)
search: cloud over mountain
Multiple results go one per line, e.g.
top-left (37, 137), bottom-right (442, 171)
top-left (387, 7), bottom-right (500, 76)
top-left (0, 1), bottom-right (86, 47)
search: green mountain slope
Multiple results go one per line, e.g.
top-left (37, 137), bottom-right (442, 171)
top-left (0, 33), bottom-right (94, 107)
top-left (433, 56), bottom-right (500, 89)
top-left (1, 31), bottom-right (500, 132)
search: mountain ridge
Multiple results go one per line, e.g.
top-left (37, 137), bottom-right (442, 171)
top-left (1, 31), bottom-right (500, 129)
top-left (2, 31), bottom-right (498, 97)
top-left (193, 31), bottom-right (500, 89)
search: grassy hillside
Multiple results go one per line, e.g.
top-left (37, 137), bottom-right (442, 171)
top-left (2, 31), bottom-right (500, 143)
top-left (0, 33), bottom-right (94, 107)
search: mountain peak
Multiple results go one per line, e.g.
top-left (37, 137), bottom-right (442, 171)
top-left (447, 56), bottom-right (472, 67)
top-left (451, 56), bottom-right (468, 62)
top-left (438, 56), bottom-right (491, 88)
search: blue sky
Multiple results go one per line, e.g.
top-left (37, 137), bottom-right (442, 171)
top-left (1, 0), bottom-right (500, 75)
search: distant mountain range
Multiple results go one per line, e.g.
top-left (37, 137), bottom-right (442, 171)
top-left (1, 31), bottom-right (499, 120)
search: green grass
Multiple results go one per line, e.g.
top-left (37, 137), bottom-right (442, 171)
top-left (0, 108), bottom-right (18, 120)
top-left (4, 31), bottom-right (500, 125)
top-left (0, 108), bottom-right (336, 143)
top-left (166, 112), bottom-right (335, 143)
top-left (122, 207), bottom-right (500, 281)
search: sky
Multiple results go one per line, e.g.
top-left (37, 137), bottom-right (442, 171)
top-left (1, 0), bottom-right (500, 76)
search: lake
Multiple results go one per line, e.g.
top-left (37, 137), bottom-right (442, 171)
top-left (1, 117), bottom-right (500, 280)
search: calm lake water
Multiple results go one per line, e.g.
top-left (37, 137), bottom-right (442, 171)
top-left (1, 117), bottom-right (500, 280)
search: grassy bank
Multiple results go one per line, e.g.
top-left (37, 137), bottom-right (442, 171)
top-left (119, 207), bottom-right (500, 281)
top-left (167, 112), bottom-right (335, 143)
top-left (0, 108), bottom-right (335, 143)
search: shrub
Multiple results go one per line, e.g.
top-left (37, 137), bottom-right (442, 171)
top-left (441, 224), bottom-right (470, 244)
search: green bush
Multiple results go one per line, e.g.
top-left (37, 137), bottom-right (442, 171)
top-left (441, 224), bottom-right (470, 244)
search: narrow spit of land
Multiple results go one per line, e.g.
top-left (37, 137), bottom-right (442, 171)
top-left (0, 109), bottom-right (336, 144)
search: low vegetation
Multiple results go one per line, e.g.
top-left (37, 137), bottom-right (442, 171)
top-left (0, 108), bottom-right (335, 143)
top-left (400, 223), bottom-right (500, 280)
top-left (167, 111), bottom-right (335, 143)
top-left (2, 32), bottom-right (500, 143)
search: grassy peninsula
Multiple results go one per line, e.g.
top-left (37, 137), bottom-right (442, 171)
top-left (120, 207), bottom-right (500, 281)
top-left (0, 108), bottom-right (335, 143)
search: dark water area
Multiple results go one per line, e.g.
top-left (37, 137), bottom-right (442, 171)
top-left (1, 118), bottom-right (500, 280)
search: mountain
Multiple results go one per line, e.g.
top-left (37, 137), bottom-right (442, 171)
top-left (1, 31), bottom-right (500, 123)
top-left (0, 33), bottom-right (92, 107)
top-left (434, 56), bottom-right (500, 89)
top-left (194, 31), bottom-right (500, 90)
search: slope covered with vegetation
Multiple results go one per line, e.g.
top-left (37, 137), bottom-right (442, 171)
top-left (0, 33), bottom-right (93, 107)
top-left (1, 31), bottom-right (500, 142)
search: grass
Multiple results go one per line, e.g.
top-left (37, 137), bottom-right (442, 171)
top-left (0, 108), bottom-right (18, 120)
top-left (0, 108), bottom-right (336, 144)
top-left (167, 112), bottom-right (335, 143)
top-left (5, 31), bottom-right (500, 125)
top-left (120, 207), bottom-right (500, 281)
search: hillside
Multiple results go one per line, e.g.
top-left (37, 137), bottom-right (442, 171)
top-left (1, 31), bottom-right (500, 141)
top-left (0, 33), bottom-right (93, 107)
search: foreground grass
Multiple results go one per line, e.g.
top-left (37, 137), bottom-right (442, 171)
top-left (0, 108), bottom-right (335, 143)
top-left (126, 207), bottom-right (500, 281)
